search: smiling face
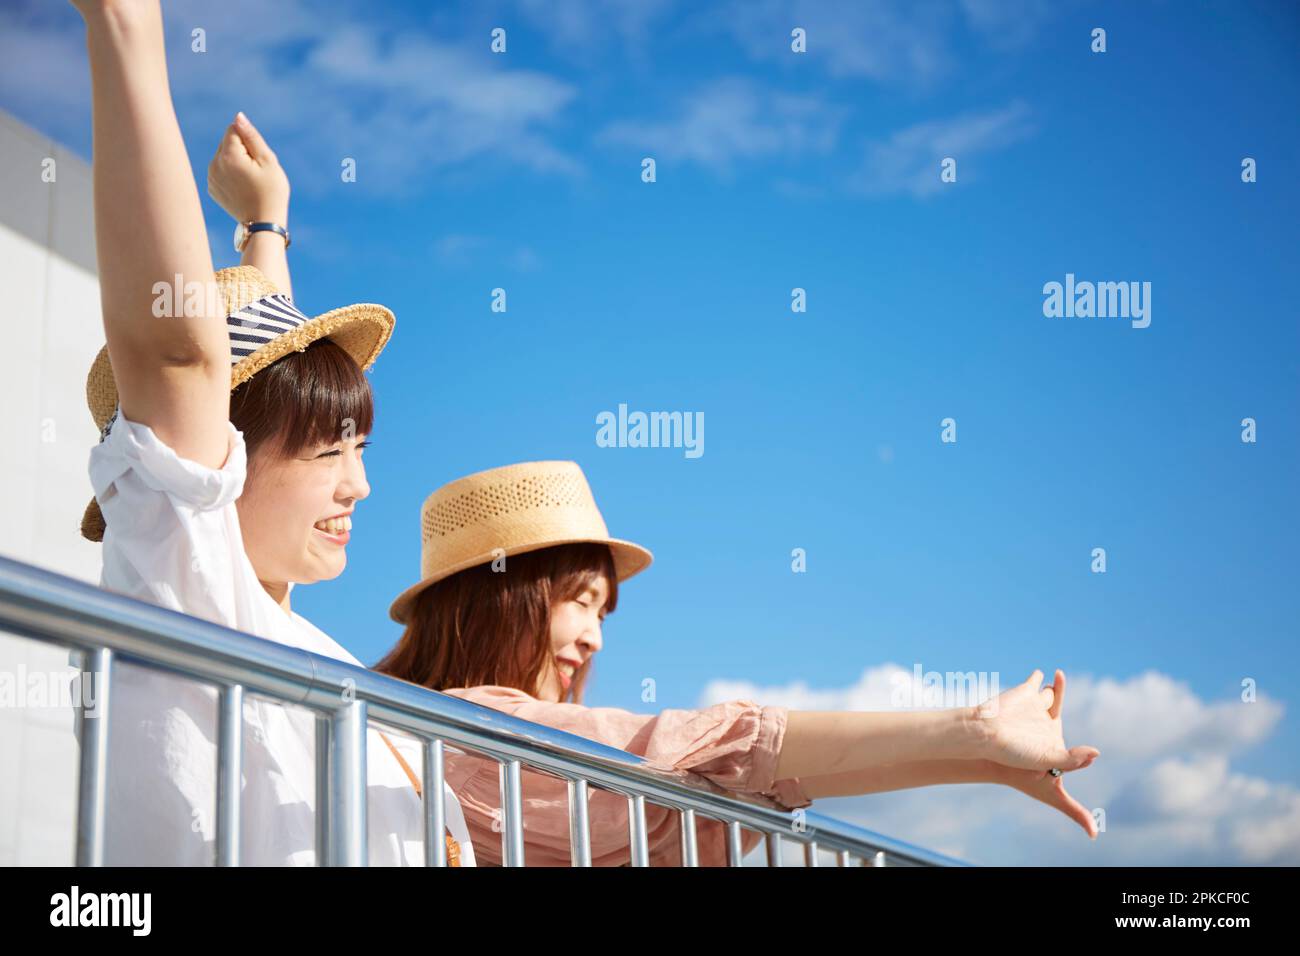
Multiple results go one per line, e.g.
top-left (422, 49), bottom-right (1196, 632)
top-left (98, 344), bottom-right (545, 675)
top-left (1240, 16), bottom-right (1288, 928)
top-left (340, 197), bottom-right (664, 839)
top-left (236, 434), bottom-right (370, 585)
top-left (227, 338), bottom-right (375, 592)
top-left (536, 573), bottom-right (610, 703)
top-left (376, 542), bottom-right (620, 704)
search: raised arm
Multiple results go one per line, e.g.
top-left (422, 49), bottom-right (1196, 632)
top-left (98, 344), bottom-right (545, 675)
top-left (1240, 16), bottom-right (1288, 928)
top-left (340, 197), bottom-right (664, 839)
top-left (73, 0), bottom-right (229, 467)
top-left (207, 112), bottom-right (293, 299)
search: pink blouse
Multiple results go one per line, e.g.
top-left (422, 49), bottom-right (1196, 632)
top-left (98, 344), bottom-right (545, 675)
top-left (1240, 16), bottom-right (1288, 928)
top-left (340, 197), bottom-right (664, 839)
top-left (439, 685), bottom-right (812, 866)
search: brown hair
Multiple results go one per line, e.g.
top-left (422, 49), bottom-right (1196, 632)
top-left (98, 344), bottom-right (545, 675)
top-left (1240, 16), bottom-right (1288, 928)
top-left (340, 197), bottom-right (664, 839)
top-left (376, 543), bottom-right (619, 703)
top-left (229, 338), bottom-right (374, 463)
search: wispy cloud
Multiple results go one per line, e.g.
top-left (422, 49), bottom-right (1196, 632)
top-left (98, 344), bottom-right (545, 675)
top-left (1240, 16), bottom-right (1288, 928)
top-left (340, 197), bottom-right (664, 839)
top-left (431, 233), bottom-right (542, 272)
top-left (594, 75), bottom-right (847, 179)
top-left (513, 0), bottom-right (678, 66)
top-left (850, 100), bottom-right (1034, 198)
top-left (700, 665), bottom-right (1298, 864)
top-left (433, 234), bottom-right (492, 269)
top-left (959, 0), bottom-right (1062, 50)
top-left (718, 0), bottom-right (958, 86)
top-left (0, 0), bottom-right (584, 198)
top-left (0, 3), bottom-right (93, 137)
top-left (506, 0), bottom-right (1063, 85)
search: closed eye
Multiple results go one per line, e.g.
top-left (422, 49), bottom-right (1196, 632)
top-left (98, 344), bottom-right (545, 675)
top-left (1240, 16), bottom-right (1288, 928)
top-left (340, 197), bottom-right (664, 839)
top-left (316, 440), bottom-right (372, 459)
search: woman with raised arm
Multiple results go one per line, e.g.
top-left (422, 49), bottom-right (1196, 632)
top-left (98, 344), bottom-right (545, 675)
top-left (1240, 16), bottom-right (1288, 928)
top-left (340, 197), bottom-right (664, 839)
top-left (377, 461), bottom-right (1100, 866)
top-left (69, 0), bottom-right (472, 865)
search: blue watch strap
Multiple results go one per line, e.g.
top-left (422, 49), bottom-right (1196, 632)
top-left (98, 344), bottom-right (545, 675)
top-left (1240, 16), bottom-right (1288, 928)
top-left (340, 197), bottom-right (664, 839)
top-left (246, 221), bottom-right (290, 247)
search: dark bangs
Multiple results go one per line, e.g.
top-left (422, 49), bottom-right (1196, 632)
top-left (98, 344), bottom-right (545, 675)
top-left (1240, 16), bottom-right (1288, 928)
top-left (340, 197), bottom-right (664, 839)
top-left (547, 542), bottom-right (620, 615)
top-left (229, 338), bottom-right (374, 460)
top-left (375, 542), bottom-right (620, 703)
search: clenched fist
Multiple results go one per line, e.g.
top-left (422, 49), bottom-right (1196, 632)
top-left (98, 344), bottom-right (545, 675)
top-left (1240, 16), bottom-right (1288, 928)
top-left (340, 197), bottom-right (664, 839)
top-left (207, 112), bottom-right (290, 225)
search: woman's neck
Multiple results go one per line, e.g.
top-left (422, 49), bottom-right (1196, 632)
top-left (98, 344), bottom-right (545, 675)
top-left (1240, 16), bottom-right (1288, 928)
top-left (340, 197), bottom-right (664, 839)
top-left (259, 579), bottom-right (293, 617)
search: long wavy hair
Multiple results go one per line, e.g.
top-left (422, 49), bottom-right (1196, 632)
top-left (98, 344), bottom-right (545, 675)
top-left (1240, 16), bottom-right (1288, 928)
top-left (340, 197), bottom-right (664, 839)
top-left (375, 543), bottom-right (619, 703)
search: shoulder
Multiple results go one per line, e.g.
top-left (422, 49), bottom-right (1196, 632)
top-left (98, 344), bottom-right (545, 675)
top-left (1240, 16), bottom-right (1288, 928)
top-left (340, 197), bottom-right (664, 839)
top-left (441, 685), bottom-right (539, 707)
top-left (91, 414), bottom-right (246, 509)
top-left (93, 417), bottom-right (254, 626)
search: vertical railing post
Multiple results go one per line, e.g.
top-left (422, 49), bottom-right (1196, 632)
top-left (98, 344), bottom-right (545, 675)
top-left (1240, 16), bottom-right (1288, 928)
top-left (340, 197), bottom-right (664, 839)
top-left (567, 778), bottom-right (592, 867)
top-left (678, 808), bottom-right (699, 867)
top-left (328, 700), bottom-right (368, 866)
top-left (766, 832), bottom-right (784, 867)
top-left (215, 683), bottom-right (244, 866)
top-left (424, 737), bottom-right (447, 867)
top-left (804, 840), bottom-right (820, 867)
top-left (726, 821), bottom-right (745, 867)
top-left (74, 647), bottom-right (112, 867)
top-left (627, 794), bottom-right (650, 866)
top-left (314, 715), bottom-right (330, 866)
top-left (837, 849), bottom-right (853, 867)
top-left (872, 850), bottom-right (887, 867)
top-left (499, 759), bottom-right (525, 866)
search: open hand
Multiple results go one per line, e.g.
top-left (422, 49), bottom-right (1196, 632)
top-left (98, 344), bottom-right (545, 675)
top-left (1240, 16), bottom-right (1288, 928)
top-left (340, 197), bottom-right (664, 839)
top-left (998, 754), bottom-right (1100, 839)
top-left (973, 668), bottom-right (1100, 773)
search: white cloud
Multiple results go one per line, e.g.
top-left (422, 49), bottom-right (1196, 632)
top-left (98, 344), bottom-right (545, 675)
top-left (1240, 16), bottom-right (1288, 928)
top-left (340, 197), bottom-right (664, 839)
top-left (511, 0), bottom-right (1064, 83)
top-left (510, 245), bottom-right (542, 271)
top-left (714, 0), bottom-right (1063, 86)
top-left (851, 100), bottom-right (1034, 198)
top-left (0, 0), bottom-right (583, 198)
top-left (594, 75), bottom-right (847, 178)
top-left (1065, 670), bottom-right (1280, 760)
top-left (514, 0), bottom-right (677, 64)
top-left (699, 665), bottom-right (1298, 864)
top-left (717, 0), bottom-right (959, 86)
top-left (430, 234), bottom-right (542, 273)
top-left (433, 234), bottom-right (492, 269)
top-left (959, 0), bottom-right (1061, 50)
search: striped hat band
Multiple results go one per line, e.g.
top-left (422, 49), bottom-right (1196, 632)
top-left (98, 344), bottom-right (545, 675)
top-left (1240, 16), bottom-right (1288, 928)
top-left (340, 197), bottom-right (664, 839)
top-left (226, 292), bottom-right (313, 362)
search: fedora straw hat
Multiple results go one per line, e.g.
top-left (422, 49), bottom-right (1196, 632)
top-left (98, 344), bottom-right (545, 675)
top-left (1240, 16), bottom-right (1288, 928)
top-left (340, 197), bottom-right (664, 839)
top-left (388, 460), bottom-right (653, 624)
top-left (81, 265), bottom-right (394, 542)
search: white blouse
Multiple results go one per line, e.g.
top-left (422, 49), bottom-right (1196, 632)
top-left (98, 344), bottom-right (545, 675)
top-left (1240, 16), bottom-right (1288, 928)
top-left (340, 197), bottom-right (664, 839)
top-left (85, 414), bottom-right (475, 866)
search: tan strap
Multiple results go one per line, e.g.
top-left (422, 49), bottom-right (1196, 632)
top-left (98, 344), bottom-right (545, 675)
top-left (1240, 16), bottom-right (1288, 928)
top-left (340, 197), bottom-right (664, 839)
top-left (378, 730), bottom-right (461, 867)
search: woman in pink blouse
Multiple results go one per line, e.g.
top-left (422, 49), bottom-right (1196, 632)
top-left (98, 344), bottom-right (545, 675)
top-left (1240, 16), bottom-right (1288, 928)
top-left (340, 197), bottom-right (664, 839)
top-left (378, 461), bottom-right (1101, 866)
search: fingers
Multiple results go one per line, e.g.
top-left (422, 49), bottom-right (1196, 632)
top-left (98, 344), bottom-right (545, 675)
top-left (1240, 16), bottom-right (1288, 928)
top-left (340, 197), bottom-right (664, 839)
top-left (1053, 781), bottom-right (1098, 839)
top-left (1026, 668), bottom-right (1043, 688)
top-left (212, 124), bottom-right (249, 171)
top-left (1066, 752), bottom-right (1097, 773)
top-left (1033, 668), bottom-right (1066, 716)
top-left (234, 111), bottom-right (274, 161)
top-left (1064, 745), bottom-right (1100, 768)
top-left (1048, 668), bottom-right (1065, 719)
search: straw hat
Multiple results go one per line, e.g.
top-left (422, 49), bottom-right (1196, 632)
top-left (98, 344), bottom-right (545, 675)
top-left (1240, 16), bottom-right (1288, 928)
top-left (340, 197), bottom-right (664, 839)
top-left (388, 460), bottom-right (653, 624)
top-left (81, 265), bottom-right (394, 541)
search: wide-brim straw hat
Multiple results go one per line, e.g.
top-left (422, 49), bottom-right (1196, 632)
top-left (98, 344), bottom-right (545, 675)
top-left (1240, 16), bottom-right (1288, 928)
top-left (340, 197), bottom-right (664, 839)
top-left (81, 265), bottom-right (394, 542)
top-left (388, 460), bottom-right (653, 624)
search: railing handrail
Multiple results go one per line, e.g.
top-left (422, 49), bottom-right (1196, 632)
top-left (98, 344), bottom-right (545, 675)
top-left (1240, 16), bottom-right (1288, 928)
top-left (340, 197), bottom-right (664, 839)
top-left (0, 554), bottom-right (970, 867)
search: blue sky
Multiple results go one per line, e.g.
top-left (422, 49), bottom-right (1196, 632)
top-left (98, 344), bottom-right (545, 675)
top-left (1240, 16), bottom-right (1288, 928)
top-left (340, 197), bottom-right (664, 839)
top-left (2, 0), bottom-right (1297, 865)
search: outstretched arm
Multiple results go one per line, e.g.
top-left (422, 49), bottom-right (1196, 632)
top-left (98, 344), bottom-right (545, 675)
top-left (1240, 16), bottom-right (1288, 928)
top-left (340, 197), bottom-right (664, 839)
top-left (73, 0), bottom-right (229, 467)
top-left (208, 112), bottom-right (293, 299)
top-left (774, 669), bottom-right (1100, 780)
top-left (798, 756), bottom-right (1100, 839)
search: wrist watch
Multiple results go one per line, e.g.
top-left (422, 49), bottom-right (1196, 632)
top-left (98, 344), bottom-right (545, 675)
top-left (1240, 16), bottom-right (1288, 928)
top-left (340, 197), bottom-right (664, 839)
top-left (234, 220), bottom-right (290, 253)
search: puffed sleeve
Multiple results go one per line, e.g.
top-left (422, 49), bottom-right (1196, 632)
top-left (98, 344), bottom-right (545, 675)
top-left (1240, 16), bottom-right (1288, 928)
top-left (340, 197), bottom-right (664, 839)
top-left (443, 686), bottom-right (811, 809)
top-left (89, 415), bottom-right (247, 628)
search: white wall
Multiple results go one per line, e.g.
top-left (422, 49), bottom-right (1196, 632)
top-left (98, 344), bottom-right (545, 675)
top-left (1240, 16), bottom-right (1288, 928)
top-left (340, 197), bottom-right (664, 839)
top-left (0, 107), bottom-right (105, 864)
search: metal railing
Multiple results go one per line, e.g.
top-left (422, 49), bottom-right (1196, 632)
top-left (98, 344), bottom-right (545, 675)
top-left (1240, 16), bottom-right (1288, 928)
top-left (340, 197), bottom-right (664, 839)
top-left (0, 555), bottom-right (969, 867)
